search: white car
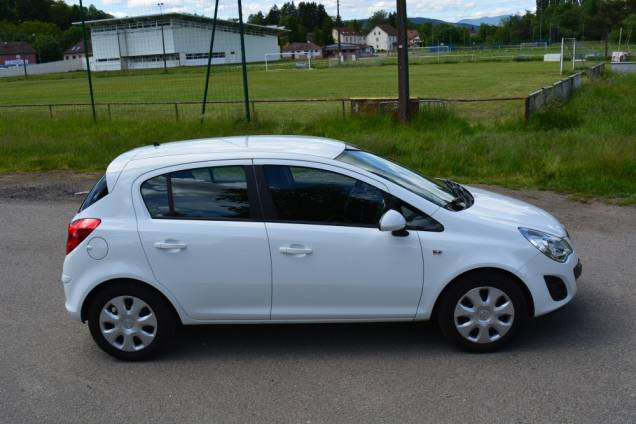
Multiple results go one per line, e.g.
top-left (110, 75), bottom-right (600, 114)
top-left (62, 136), bottom-right (581, 360)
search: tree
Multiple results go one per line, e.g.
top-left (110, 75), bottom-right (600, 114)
top-left (33, 33), bottom-right (62, 62)
top-left (248, 12), bottom-right (266, 25)
top-left (367, 10), bottom-right (389, 30)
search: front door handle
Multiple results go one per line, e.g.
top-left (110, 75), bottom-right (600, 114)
top-left (279, 245), bottom-right (313, 256)
top-left (154, 241), bottom-right (187, 251)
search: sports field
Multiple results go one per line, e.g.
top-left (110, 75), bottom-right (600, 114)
top-left (0, 61), bottom-right (565, 122)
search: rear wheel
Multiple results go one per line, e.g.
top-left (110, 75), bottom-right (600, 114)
top-left (87, 282), bottom-right (176, 360)
top-left (437, 272), bottom-right (528, 352)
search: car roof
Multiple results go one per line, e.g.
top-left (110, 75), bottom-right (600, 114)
top-left (105, 136), bottom-right (348, 190)
top-left (129, 135), bottom-right (346, 161)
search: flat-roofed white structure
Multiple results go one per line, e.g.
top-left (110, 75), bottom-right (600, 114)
top-left (81, 13), bottom-right (285, 71)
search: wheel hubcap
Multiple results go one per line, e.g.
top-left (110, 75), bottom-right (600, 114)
top-left (99, 296), bottom-right (157, 352)
top-left (453, 286), bottom-right (515, 344)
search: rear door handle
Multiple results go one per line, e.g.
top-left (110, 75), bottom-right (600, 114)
top-left (279, 245), bottom-right (313, 256)
top-left (154, 242), bottom-right (187, 251)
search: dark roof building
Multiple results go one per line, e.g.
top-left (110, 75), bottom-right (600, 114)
top-left (0, 41), bottom-right (35, 55)
top-left (323, 43), bottom-right (374, 58)
top-left (0, 41), bottom-right (37, 65)
top-left (378, 25), bottom-right (397, 36)
top-left (282, 41), bottom-right (322, 52)
top-left (64, 40), bottom-right (92, 59)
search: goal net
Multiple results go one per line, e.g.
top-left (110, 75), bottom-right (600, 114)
top-left (560, 38), bottom-right (577, 73)
top-left (264, 52), bottom-right (314, 71)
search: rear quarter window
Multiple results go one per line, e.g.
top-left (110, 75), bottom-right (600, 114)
top-left (79, 175), bottom-right (108, 212)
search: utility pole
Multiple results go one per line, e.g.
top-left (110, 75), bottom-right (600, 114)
top-left (396, 0), bottom-right (410, 122)
top-left (157, 2), bottom-right (168, 72)
top-left (336, 0), bottom-right (342, 63)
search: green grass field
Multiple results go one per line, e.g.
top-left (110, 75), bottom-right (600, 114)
top-left (0, 72), bottom-right (634, 203)
top-left (0, 61), bottom-right (567, 122)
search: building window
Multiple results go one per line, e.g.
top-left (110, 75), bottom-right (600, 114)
top-left (185, 52), bottom-right (225, 60)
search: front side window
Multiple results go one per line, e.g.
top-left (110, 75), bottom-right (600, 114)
top-left (262, 165), bottom-right (386, 226)
top-left (141, 166), bottom-right (252, 220)
top-left (337, 149), bottom-right (456, 208)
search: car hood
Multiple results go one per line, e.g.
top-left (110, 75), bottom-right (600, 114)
top-left (461, 186), bottom-right (566, 237)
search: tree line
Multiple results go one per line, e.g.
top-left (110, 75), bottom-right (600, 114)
top-left (249, 1), bottom-right (635, 47)
top-left (0, 0), bottom-right (111, 62)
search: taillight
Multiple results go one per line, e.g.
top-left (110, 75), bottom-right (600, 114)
top-left (66, 219), bottom-right (101, 254)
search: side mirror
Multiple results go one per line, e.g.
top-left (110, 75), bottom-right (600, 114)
top-left (379, 209), bottom-right (407, 232)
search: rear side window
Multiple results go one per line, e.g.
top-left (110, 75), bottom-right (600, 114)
top-left (79, 175), bottom-right (108, 212)
top-left (262, 165), bottom-right (386, 226)
top-left (141, 166), bottom-right (253, 220)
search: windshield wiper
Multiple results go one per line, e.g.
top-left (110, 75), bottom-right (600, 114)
top-left (441, 179), bottom-right (474, 210)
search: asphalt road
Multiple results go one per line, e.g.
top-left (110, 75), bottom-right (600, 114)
top-left (1, 185), bottom-right (635, 423)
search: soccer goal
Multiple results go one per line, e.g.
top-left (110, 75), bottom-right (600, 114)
top-left (560, 38), bottom-right (577, 73)
top-left (264, 52), bottom-right (314, 71)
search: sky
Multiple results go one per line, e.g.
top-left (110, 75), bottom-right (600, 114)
top-left (66, 0), bottom-right (537, 23)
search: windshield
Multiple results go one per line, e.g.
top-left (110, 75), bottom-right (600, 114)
top-left (336, 149), bottom-right (456, 208)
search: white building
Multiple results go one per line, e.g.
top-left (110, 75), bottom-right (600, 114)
top-left (366, 25), bottom-right (397, 52)
top-left (81, 13), bottom-right (285, 71)
top-left (331, 28), bottom-right (366, 45)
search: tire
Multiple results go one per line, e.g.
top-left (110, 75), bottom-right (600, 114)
top-left (87, 281), bottom-right (176, 361)
top-left (437, 271), bottom-right (528, 353)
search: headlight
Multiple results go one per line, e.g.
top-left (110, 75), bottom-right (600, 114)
top-left (518, 227), bottom-right (573, 263)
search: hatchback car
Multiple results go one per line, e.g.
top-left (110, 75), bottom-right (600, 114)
top-left (62, 136), bottom-right (581, 360)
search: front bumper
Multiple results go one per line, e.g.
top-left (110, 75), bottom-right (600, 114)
top-left (517, 252), bottom-right (580, 317)
top-left (574, 259), bottom-right (583, 280)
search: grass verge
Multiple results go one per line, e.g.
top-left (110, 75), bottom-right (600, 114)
top-left (0, 73), bottom-right (634, 204)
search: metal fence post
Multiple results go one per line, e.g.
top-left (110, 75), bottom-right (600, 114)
top-left (200, 0), bottom-right (220, 123)
top-left (237, 0), bottom-right (252, 122)
top-left (79, 0), bottom-right (97, 123)
top-left (174, 103), bottom-right (179, 121)
top-left (49, 104), bottom-right (53, 119)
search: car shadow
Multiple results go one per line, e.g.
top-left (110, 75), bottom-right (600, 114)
top-left (157, 290), bottom-right (614, 362)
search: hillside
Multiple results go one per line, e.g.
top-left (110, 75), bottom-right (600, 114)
top-left (457, 15), bottom-right (509, 26)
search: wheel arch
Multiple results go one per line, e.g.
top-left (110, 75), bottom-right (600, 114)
top-left (80, 278), bottom-right (183, 325)
top-left (431, 267), bottom-right (535, 320)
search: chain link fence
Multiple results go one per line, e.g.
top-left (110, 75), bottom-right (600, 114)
top-left (0, 1), bottom-right (610, 124)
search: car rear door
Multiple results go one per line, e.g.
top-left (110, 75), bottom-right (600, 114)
top-left (134, 161), bottom-right (272, 321)
top-left (254, 160), bottom-right (424, 320)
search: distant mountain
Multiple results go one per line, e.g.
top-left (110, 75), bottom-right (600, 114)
top-left (456, 15), bottom-right (509, 26)
top-left (348, 17), bottom-right (478, 30)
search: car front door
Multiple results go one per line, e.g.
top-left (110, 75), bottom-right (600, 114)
top-left (135, 161), bottom-right (272, 321)
top-left (254, 160), bottom-right (425, 320)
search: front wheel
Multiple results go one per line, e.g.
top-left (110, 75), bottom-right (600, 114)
top-left (437, 272), bottom-right (528, 352)
top-left (87, 282), bottom-right (176, 360)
